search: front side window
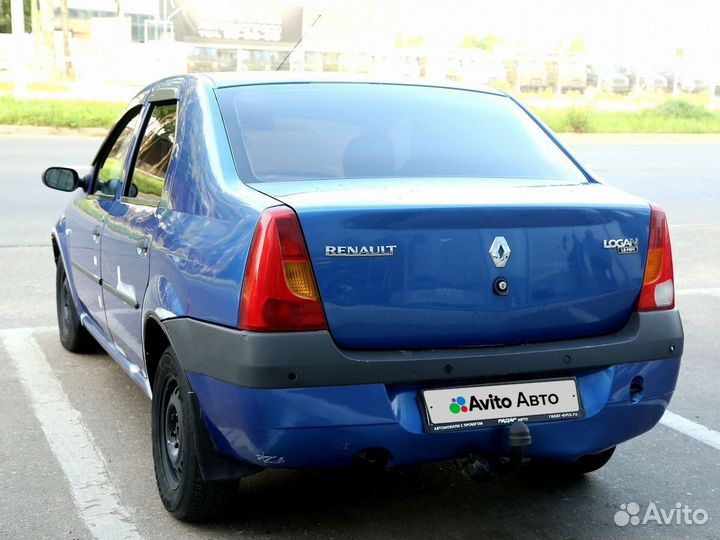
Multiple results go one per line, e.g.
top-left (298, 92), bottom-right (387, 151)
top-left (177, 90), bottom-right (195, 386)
top-left (95, 109), bottom-right (141, 195)
top-left (126, 102), bottom-right (178, 205)
top-left (218, 83), bottom-right (587, 184)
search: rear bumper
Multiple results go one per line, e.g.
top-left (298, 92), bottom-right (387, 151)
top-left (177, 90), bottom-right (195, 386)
top-left (187, 356), bottom-right (681, 468)
top-left (164, 309), bottom-right (682, 469)
top-left (164, 309), bottom-right (683, 389)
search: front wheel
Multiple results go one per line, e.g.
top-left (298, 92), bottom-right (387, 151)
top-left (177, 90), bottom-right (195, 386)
top-left (152, 347), bottom-right (235, 521)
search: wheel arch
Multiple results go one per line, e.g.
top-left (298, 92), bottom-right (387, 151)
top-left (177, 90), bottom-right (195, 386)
top-left (51, 229), bottom-right (83, 311)
top-left (51, 233), bottom-right (61, 262)
top-left (144, 313), bottom-right (263, 482)
top-left (144, 314), bottom-right (173, 393)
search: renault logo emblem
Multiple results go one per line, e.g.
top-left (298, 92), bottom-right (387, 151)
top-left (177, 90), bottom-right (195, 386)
top-left (488, 236), bottom-right (511, 268)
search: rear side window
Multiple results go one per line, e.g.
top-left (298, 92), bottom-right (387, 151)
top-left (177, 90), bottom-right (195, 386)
top-left (217, 83), bottom-right (586, 184)
top-left (126, 102), bottom-right (177, 206)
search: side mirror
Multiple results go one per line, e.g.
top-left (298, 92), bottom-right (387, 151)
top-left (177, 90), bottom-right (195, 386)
top-left (42, 167), bottom-right (81, 192)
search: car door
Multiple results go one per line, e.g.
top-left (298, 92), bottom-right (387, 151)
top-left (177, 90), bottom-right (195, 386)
top-left (63, 107), bottom-right (142, 338)
top-left (101, 98), bottom-right (178, 370)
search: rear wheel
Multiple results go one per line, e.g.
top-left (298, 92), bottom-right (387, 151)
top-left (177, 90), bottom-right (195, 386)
top-left (56, 259), bottom-right (97, 352)
top-left (152, 347), bottom-right (235, 521)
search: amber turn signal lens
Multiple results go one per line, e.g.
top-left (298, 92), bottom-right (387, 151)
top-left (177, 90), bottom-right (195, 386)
top-left (283, 261), bottom-right (319, 300)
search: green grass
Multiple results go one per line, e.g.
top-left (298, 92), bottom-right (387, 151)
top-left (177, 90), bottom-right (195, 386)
top-left (2, 95), bottom-right (720, 133)
top-left (533, 100), bottom-right (720, 133)
top-left (0, 96), bottom-right (124, 128)
top-left (0, 81), bottom-right (73, 93)
top-left (132, 169), bottom-right (164, 197)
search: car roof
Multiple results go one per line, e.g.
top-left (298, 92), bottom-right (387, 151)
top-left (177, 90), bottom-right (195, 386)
top-left (197, 71), bottom-right (506, 96)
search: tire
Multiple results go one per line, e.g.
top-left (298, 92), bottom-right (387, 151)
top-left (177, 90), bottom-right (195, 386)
top-left (152, 347), bottom-right (236, 521)
top-left (56, 259), bottom-right (97, 353)
top-left (545, 446), bottom-right (616, 476)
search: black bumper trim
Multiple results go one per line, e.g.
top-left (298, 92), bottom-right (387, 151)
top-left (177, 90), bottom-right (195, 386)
top-left (163, 310), bottom-right (683, 390)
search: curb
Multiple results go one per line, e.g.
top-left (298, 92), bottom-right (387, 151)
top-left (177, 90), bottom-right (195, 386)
top-left (0, 124), bottom-right (107, 137)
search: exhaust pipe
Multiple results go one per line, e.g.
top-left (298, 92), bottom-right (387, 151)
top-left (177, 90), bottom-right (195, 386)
top-left (457, 421), bottom-right (533, 482)
top-left (457, 453), bottom-right (494, 482)
top-left (352, 447), bottom-right (391, 471)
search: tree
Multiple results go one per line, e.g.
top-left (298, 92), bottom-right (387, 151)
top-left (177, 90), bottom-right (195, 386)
top-left (0, 0), bottom-right (31, 33)
top-left (395, 33), bottom-right (426, 48)
top-left (555, 34), bottom-right (587, 54)
top-left (568, 34), bottom-right (587, 54)
top-left (460, 35), bottom-right (502, 52)
top-left (31, 0), bottom-right (56, 77)
top-left (60, 0), bottom-right (73, 77)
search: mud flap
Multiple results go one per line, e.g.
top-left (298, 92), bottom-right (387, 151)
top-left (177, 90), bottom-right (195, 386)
top-left (187, 390), bottom-right (264, 482)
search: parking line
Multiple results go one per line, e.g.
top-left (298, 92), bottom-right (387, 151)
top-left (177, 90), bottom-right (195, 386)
top-left (676, 288), bottom-right (720, 298)
top-left (660, 411), bottom-right (720, 451)
top-left (0, 328), bottom-right (143, 540)
top-left (672, 223), bottom-right (720, 229)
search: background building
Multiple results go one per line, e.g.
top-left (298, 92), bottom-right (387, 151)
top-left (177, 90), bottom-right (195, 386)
top-left (0, 0), bottom-right (718, 100)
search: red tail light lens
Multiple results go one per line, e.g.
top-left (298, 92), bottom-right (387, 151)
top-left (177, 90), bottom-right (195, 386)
top-left (239, 206), bottom-right (327, 331)
top-left (638, 203), bottom-right (674, 311)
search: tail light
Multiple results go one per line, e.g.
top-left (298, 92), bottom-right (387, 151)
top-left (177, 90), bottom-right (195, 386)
top-left (638, 203), bottom-right (674, 311)
top-left (239, 206), bottom-right (327, 332)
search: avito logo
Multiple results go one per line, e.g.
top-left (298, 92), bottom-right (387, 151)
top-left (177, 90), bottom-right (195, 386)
top-left (614, 501), bottom-right (708, 527)
top-left (449, 396), bottom-right (468, 414)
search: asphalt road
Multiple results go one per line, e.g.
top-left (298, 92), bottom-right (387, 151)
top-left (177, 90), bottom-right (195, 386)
top-left (0, 133), bottom-right (719, 540)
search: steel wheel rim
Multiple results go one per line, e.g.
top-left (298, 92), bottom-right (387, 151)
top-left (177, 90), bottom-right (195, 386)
top-left (160, 378), bottom-right (183, 489)
top-left (59, 273), bottom-right (71, 334)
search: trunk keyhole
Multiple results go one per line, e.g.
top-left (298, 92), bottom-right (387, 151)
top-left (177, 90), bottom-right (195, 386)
top-left (493, 278), bottom-right (509, 296)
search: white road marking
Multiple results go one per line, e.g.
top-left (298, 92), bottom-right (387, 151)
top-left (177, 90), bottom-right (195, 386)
top-left (0, 328), bottom-right (142, 540)
top-left (676, 288), bottom-right (720, 297)
top-left (3, 325), bottom-right (57, 333)
top-left (671, 223), bottom-right (720, 229)
top-left (660, 411), bottom-right (720, 451)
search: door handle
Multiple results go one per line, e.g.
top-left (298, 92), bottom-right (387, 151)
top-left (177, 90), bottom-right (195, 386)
top-left (136, 237), bottom-right (149, 257)
top-left (91, 225), bottom-right (101, 243)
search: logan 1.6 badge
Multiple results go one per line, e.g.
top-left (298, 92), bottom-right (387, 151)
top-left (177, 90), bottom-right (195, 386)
top-left (603, 237), bottom-right (639, 254)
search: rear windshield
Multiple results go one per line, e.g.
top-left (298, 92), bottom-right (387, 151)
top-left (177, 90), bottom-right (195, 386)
top-left (217, 83), bottom-right (587, 184)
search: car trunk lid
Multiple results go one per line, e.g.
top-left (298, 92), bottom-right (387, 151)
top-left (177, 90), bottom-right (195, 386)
top-left (251, 178), bottom-right (650, 350)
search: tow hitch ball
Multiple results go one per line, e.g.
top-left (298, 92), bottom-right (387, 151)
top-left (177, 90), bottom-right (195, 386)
top-left (456, 421), bottom-right (532, 482)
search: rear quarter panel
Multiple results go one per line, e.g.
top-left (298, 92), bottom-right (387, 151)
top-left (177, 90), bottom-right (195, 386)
top-left (142, 76), bottom-right (277, 329)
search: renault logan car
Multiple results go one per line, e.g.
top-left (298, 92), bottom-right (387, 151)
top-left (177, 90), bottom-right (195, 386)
top-left (43, 74), bottom-right (683, 521)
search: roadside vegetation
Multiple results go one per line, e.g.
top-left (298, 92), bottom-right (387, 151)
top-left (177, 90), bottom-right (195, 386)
top-left (535, 100), bottom-right (720, 133)
top-left (1, 95), bottom-right (720, 133)
top-left (0, 96), bottom-right (125, 128)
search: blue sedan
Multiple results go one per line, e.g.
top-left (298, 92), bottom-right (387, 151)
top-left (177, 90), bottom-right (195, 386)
top-left (43, 74), bottom-right (683, 521)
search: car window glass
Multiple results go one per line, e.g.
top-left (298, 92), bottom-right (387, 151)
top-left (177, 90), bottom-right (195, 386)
top-left (95, 110), bottom-right (141, 196)
top-left (127, 102), bottom-right (177, 205)
top-left (218, 84), bottom-right (587, 184)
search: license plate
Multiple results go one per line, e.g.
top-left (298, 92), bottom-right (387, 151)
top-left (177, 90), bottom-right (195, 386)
top-left (422, 378), bottom-right (583, 433)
